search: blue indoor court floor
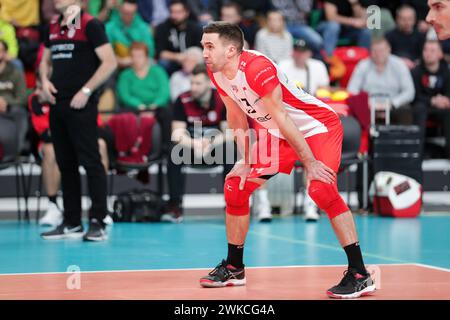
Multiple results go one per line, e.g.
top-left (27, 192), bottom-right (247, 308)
top-left (0, 214), bottom-right (449, 274)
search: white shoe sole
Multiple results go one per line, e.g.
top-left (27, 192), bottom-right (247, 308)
top-left (200, 278), bottom-right (246, 288)
top-left (327, 285), bottom-right (376, 299)
top-left (41, 232), bottom-right (84, 240)
top-left (83, 234), bottom-right (108, 242)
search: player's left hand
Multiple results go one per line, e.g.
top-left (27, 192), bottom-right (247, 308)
top-left (305, 160), bottom-right (336, 185)
top-left (226, 160), bottom-right (252, 190)
top-left (70, 90), bottom-right (89, 109)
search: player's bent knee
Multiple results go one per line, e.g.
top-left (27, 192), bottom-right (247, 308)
top-left (308, 180), bottom-right (349, 220)
top-left (224, 177), bottom-right (261, 216)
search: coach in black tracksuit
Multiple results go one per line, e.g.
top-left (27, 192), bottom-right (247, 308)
top-left (39, 1), bottom-right (117, 241)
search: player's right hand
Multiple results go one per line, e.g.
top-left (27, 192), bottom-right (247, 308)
top-left (226, 160), bottom-right (252, 190)
top-left (305, 160), bottom-right (336, 185)
top-left (41, 79), bottom-right (57, 105)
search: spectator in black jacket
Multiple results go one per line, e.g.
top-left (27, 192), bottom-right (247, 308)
top-left (411, 40), bottom-right (450, 158)
top-left (386, 4), bottom-right (426, 70)
top-left (154, 0), bottom-right (203, 74)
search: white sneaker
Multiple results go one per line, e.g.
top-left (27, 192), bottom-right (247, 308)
top-left (256, 191), bottom-right (272, 223)
top-left (39, 202), bottom-right (63, 227)
top-left (103, 214), bottom-right (114, 226)
top-left (304, 202), bottom-right (320, 222)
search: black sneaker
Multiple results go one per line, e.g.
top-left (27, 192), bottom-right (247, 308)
top-left (41, 223), bottom-right (84, 240)
top-left (200, 260), bottom-right (246, 288)
top-left (327, 268), bottom-right (376, 299)
top-left (83, 219), bottom-right (107, 242)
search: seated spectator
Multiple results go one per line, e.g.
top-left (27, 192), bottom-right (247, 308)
top-left (316, 0), bottom-right (372, 58)
top-left (165, 64), bottom-right (235, 223)
top-left (117, 42), bottom-right (171, 147)
top-left (272, 0), bottom-right (324, 59)
top-left (347, 37), bottom-right (415, 124)
top-left (411, 40), bottom-right (450, 159)
top-left (169, 46), bottom-right (203, 102)
top-left (279, 39), bottom-right (330, 95)
top-left (0, 40), bottom-right (27, 157)
top-left (137, 0), bottom-right (170, 27)
top-left (117, 42), bottom-right (170, 111)
top-left (254, 10), bottom-right (293, 63)
top-left (29, 78), bottom-right (113, 227)
top-left (154, 0), bottom-right (203, 75)
top-left (385, 5), bottom-right (426, 70)
top-left (402, 0), bottom-right (431, 34)
top-left (106, 0), bottom-right (155, 69)
top-left (220, 2), bottom-right (258, 49)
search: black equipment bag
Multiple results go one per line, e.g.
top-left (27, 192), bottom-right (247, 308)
top-left (112, 189), bottom-right (165, 222)
top-left (371, 126), bottom-right (422, 183)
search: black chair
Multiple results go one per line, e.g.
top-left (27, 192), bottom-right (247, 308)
top-left (109, 120), bottom-right (165, 197)
top-left (339, 115), bottom-right (367, 207)
top-left (293, 115), bottom-right (367, 213)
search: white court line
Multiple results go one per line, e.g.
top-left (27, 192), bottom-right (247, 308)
top-left (0, 263), bottom-right (414, 277)
top-left (412, 263), bottom-right (450, 273)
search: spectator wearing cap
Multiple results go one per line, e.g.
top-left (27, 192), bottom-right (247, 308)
top-left (254, 10), bottom-right (293, 63)
top-left (279, 39), bottom-right (329, 96)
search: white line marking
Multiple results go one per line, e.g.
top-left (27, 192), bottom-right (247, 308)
top-left (412, 263), bottom-right (450, 272)
top-left (0, 263), bottom-right (414, 277)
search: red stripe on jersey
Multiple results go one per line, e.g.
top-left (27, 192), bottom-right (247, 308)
top-left (280, 83), bottom-right (340, 128)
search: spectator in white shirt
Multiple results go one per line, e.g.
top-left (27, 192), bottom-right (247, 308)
top-left (169, 46), bottom-right (203, 102)
top-left (279, 39), bottom-right (330, 95)
top-left (255, 10), bottom-right (293, 63)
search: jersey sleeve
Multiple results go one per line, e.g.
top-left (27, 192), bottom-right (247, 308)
top-left (86, 18), bottom-right (109, 49)
top-left (245, 56), bottom-right (280, 98)
top-left (206, 67), bottom-right (228, 97)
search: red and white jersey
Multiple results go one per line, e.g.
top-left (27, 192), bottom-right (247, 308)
top-left (207, 50), bottom-right (339, 139)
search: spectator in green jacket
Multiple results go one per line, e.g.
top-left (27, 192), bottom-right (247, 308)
top-left (117, 42), bottom-right (170, 111)
top-left (117, 41), bottom-right (171, 151)
top-left (106, 0), bottom-right (155, 68)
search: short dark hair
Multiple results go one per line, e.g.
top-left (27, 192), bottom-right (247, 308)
top-left (396, 4), bottom-right (416, 18)
top-left (0, 40), bottom-right (8, 52)
top-left (169, 0), bottom-right (189, 11)
top-left (192, 63), bottom-right (208, 77)
top-left (203, 21), bottom-right (244, 53)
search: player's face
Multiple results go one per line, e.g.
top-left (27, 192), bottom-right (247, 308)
top-left (201, 33), bottom-right (232, 73)
top-left (191, 74), bottom-right (210, 99)
top-left (427, 0), bottom-right (450, 40)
